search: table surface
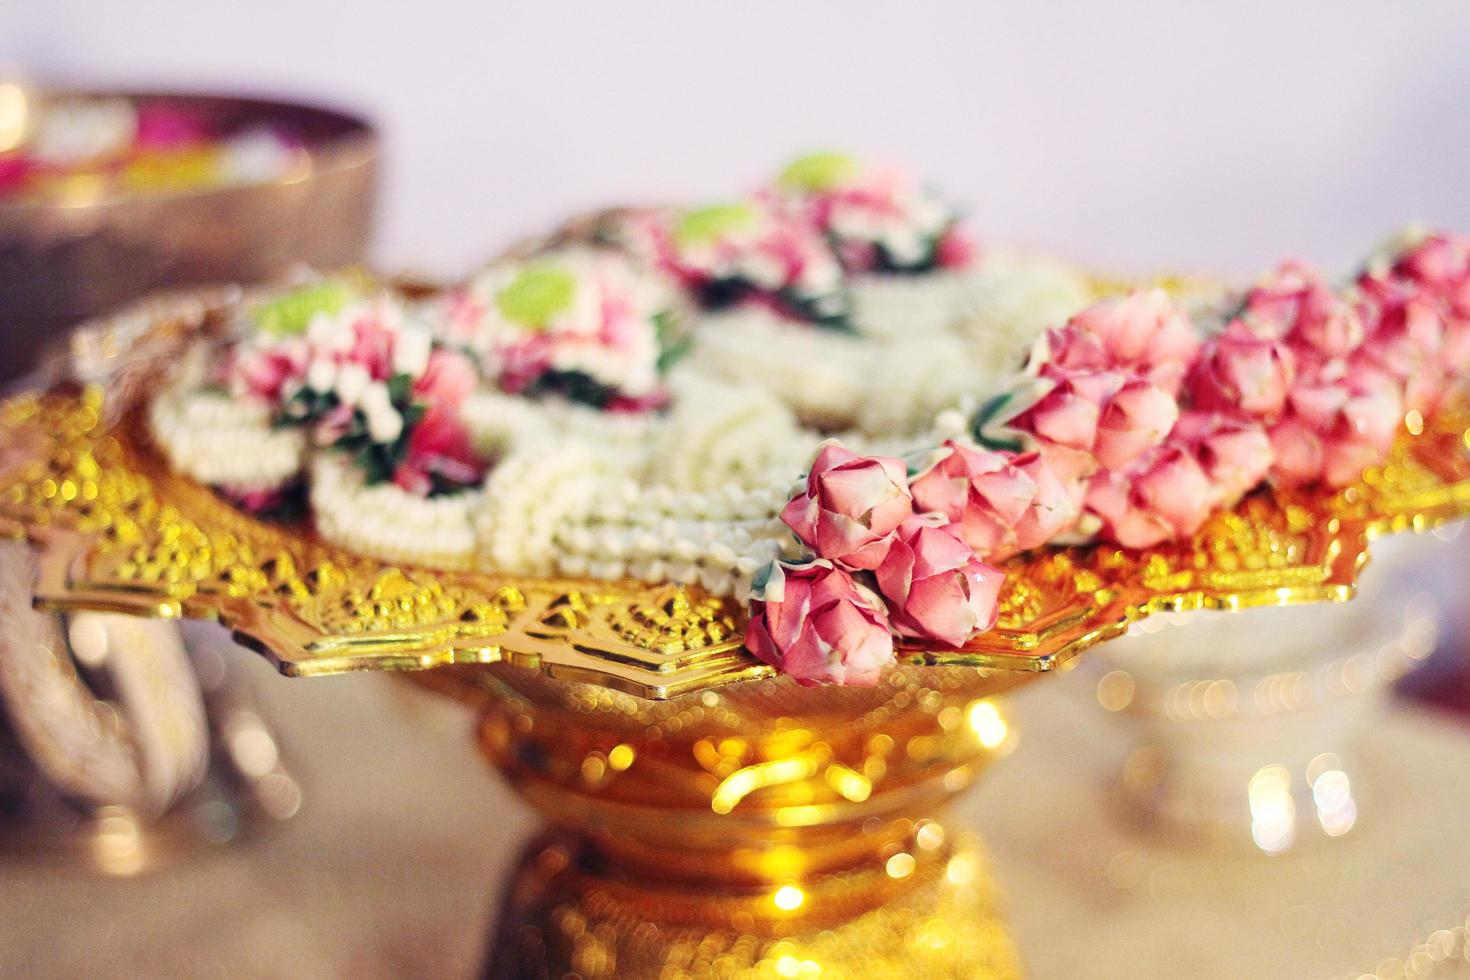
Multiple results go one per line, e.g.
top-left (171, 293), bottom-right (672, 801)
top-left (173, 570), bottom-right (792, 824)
top-left (4, 655), bottom-right (1470, 980)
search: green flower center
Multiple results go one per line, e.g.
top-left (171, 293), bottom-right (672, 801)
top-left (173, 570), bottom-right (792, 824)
top-left (778, 152), bottom-right (858, 192)
top-left (496, 264), bottom-right (577, 328)
top-left (674, 203), bottom-right (758, 247)
top-left (253, 281), bottom-right (352, 337)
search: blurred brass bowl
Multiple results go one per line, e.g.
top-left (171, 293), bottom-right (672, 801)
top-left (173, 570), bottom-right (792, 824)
top-left (0, 88), bottom-right (378, 383)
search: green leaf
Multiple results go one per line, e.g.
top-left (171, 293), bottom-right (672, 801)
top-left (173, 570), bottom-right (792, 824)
top-left (495, 264), bottom-right (577, 328)
top-left (777, 152), bottom-right (858, 192)
top-left (674, 203), bottom-right (758, 247)
top-left (253, 281), bottom-right (352, 338)
top-left (387, 373), bottom-right (414, 407)
top-left (653, 310), bottom-right (692, 373)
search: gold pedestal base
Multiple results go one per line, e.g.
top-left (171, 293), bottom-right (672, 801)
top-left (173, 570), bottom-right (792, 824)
top-left (413, 663), bottom-right (1028, 978)
top-left (486, 829), bottom-right (1020, 979)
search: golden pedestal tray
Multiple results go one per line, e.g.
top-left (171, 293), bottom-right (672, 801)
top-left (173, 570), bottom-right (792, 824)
top-left (4, 293), bottom-right (1470, 976)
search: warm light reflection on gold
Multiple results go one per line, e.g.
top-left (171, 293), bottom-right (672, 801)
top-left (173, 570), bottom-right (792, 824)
top-left (823, 762), bottom-right (872, 803)
top-left (0, 82), bottom-right (28, 152)
top-left (885, 852), bottom-right (917, 879)
top-left (966, 699), bottom-right (1008, 750)
top-left (711, 755), bottom-right (821, 814)
top-left (772, 884), bottom-right (805, 912)
top-left (607, 743), bottom-right (635, 771)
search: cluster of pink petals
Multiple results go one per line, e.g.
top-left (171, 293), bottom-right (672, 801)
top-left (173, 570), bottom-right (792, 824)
top-left (743, 560), bottom-right (895, 687)
top-left (908, 440), bottom-right (1076, 559)
top-left (749, 441), bottom-right (1077, 684)
top-left (1202, 261), bottom-right (1405, 488)
top-left (875, 517), bottom-right (1005, 647)
top-left (1352, 232), bottom-right (1470, 414)
top-left (1008, 289), bottom-right (1284, 549)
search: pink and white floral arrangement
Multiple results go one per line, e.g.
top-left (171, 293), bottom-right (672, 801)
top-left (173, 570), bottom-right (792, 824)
top-left (141, 151), bottom-right (1470, 689)
top-left (615, 201), bottom-right (853, 329)
top-left (442, 247), bottom-right (686, 412)
top-left (743, 230), bottom-right (1470, 686)
top-left (763, 151), bottom-right (975, 275)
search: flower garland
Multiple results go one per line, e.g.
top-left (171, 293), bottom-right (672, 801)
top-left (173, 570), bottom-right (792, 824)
top-left (743, 229), bottom-right (1470, 687)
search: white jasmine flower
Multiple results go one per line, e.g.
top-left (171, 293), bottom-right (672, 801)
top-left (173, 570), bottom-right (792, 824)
top-left (335, 362), bottom-right (371, 406)
top-left (306, 357), bottom-right (338, 393)
top-left (367, 405), bottom-right (404, 444)
top-left (393, 327), bottom-right (433, 378)
top-left (359, 380), bottom-right (393, 418)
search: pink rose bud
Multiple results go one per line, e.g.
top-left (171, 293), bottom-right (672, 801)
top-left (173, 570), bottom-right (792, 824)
top-left (413, 348), bottom-right (479, 407)
top-left (1093, 378), bottom-right (1179, 471)
top-left (1019, 367), bottom-right (1126, 450)
top-left (1244, 261), bottom-right (1365, 359)
top-left (1188, 320), bottom-right (1296, 421)
top-left (1267, 370), bottom-right (1403, 489)
top-left (875, 518), bottom-right (1005, 648)
top-left (909, 441), bottom-right (1078, 560)
top-left (781, 444), bottom-right (913, 570)
top-left (1052, 289), bottom-right (1200, 394)
top-left (1354, 274), bottom-right (1446, 413)
top-left (744, 561), bottom-right (896, 686)
top-left (1393, 232), bottom-right (1470, 316)
top-left (1173, 411), bottom-right (1273, 510)
top-left (1086, 445), bottom-right (1214, 549)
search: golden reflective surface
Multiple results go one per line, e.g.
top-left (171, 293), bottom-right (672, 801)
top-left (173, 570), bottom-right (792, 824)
top-left (424, 661), bottom-right (1025, 976)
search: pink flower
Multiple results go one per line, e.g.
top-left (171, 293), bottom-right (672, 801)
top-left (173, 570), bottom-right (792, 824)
top-left (1016, 368), bottom-right (1178, 475)
top-left (934, 227), bottom-right (978, 270)
top-left (1386, 232), bottom-right (1470, 379)
top-left (909, 440), bottom-right (1077, 559)
top-left (1086, 445), bottom-right (1214, 549)
top-left (1243, 261), bottom-right (1364, 360)
top-left (413, 348), bottom-right (477, 407)
top-left (1392, 232), bottom-right (1470, 318)
top-left (392, 406), bottom-right (486, 496)
top-left (1093, 378), bottom-right (1181, 471)
top-left (1047, 289), bottom-right (1200, 394)
top-left (781, 444), bottom-right (913, 571)
top-left (347, 313), bottom-right (397, 381)
top-left (0, 154), bottom-right (35, 196)
top-left (231, 346), bottom-right (305, 402)
top-left (744, 561), bottom-right (895, 686)
top-left (1188, 320), bottom-right (1296, 420)
top-left (1267, 367), bottom-right (1403, 488)
top-left (1353, 276), bottom-right (1446, 413)
top-left (875, 518), bottom-right (1004, 647)
top-left (133, 102), bottom-right (212, 151)
top-left (1171, 411), bottom-right (1273, 510)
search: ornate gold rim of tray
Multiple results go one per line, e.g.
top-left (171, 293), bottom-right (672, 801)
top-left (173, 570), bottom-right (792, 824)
top-left (2, 375), bottom-right (1470, 700)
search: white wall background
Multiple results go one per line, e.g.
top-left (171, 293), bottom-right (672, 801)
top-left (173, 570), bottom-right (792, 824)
top-left (4, 1), bottom-right (1468, 281)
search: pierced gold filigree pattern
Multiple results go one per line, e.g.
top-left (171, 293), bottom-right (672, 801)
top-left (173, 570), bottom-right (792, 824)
top-left (3, 383), bottom-right (1470, 699)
